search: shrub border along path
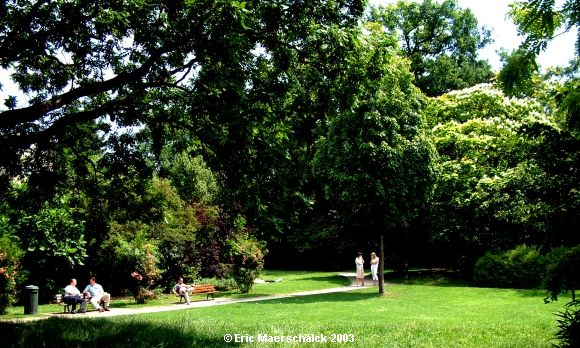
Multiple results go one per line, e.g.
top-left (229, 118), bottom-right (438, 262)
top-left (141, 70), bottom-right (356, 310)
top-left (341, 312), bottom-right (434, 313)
top-left (4, 273), bottom-right (369, 322)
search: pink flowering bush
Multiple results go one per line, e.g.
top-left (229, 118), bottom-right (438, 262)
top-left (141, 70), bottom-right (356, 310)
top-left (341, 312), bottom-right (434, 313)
top-left (130, 271), bottom-right (156, 303)
top-left (0, 236), bottom-right (23, 315)
top-left (228, 229), bottom-right (268, 293)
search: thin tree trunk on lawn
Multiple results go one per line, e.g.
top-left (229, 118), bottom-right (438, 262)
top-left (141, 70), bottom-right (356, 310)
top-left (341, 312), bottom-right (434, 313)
top-left (379, 234), bottom-right (384, 294)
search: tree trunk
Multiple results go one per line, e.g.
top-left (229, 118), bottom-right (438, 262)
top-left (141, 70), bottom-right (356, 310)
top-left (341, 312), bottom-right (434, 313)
top-left (379, 234), bottom-right (384, 294)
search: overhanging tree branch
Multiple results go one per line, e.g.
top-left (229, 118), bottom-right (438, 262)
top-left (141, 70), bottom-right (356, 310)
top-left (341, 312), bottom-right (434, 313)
top-left (0, 47), bottom-right (169, 129)
top-left (0, 97), bottom-right (127, 149)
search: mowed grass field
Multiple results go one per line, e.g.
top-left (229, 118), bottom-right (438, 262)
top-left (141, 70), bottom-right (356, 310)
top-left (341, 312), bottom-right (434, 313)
top-left (0, 271), bottom-right (568, 347)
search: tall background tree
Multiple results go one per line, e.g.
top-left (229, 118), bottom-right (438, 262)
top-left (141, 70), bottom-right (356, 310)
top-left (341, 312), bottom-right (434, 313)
top-left (312, 23), bottom-right (437, 282)
top-left (369, 0), bottom-right (493, 96)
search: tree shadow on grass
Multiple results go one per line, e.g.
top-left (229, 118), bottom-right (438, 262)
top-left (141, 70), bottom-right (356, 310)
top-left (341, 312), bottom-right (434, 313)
top-left (0, 317), bottom-right (236, 348)
top-left (296, 275), bottom-right (351, 286)
top-left (384, 269), bottom-right (552, 301)
top-left (251, 290), bottom-right (387, 305)
top-left (384, 269), bottom-right (472, 287)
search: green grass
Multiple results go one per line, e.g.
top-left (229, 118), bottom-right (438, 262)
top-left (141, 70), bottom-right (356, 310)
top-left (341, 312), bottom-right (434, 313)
top-left (222, 270), bottom-right (350, 298)
top-left (0, 270), bottom-right (568, 347)
top-left (0, 270), bottom-right (348, 320)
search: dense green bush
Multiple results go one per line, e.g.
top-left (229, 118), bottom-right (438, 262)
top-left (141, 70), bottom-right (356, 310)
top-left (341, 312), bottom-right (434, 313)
top-left (473, 245), bottom-right (545, 288)
top-left (543, 245), bottom-right (580, 302)
top-left (195, 277), bottom-right (237, 291)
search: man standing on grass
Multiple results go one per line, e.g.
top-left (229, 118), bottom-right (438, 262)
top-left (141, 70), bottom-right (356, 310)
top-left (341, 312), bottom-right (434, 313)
top-left (83, 277), bottom-right (111, 312)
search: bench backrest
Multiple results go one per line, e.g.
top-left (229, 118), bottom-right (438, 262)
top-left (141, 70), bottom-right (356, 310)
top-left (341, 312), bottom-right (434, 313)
top-left (192, 284), bottom-right (216, 293)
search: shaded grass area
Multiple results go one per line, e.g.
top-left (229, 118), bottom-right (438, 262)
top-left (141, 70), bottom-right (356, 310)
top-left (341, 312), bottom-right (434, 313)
top-left (0, 279), bottom-right (568, 347)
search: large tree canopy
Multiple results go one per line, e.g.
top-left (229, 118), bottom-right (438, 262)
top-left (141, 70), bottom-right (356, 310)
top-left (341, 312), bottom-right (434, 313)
top-left (0, 0), bottom-right (372, 295)
top-left (0, 0), bottom-right (367, 189)
top-left (426, 84), bottom-right (580, 271)
top-left (368, 0), bottom-right (493, 96)
top-left (312, 25), bottom-right (437, 256)
top-left (0, 0), bottom-right (366, 146)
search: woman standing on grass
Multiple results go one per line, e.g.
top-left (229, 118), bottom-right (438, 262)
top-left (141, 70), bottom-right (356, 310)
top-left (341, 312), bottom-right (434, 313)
top-left (370, 252), bottom-right (379, 286)
top-left (355, 252), bottom-right (365, 286)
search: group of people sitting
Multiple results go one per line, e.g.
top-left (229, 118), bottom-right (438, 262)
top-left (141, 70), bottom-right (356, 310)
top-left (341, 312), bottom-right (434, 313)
top-left (64, 276), bottom-right (194, 313)
top-left (63, 276), bottom-right (111, 314)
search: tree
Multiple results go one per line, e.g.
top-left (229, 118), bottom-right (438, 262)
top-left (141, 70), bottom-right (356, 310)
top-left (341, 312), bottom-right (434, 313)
top-left (503, 0), bottom-right (580, 133)
top-left (509, 0), bottom-right (580, 56)
top-left (426, 84), bottom-right (580, 271)
top-left (313, 26), bottom-right (437, 292)
top-left (0, 0), bottom-right (371, 277)
top-left (496, 48), bottom-right (541, 98)
top-left (369, 0), bottom-right (493, 96)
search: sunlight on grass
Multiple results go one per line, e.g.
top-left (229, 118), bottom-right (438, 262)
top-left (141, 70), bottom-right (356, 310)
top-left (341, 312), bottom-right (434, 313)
top-left (0, 270), bottom-right (569, 347)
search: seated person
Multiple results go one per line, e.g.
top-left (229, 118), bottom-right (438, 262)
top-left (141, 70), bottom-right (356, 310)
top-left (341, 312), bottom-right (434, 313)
top-left (64, 278), bottom-right (86, 314)
top-left (83, 276), bottom-right (111, 312)
top-left (172, 277), bottom-right (192, 305)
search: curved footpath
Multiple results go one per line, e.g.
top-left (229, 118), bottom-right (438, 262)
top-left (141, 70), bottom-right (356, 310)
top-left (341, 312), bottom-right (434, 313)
top-left (6, 273), bottom-right (380, 322)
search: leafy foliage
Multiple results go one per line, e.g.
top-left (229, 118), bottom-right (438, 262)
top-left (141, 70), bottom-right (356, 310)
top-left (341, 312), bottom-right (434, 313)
top-left (312, 25), bottom-right (437, 254)
top-left (426, 85), bottom-right (580, 270)
top-left (473, 245), bottom-right (545, 289)
top-left (369, 0), bottom-right (493, 96)
top-left (554, 300), bottom-right (580, 348)
top-left (504, 1), bottom-right (580, 133)
top-left (543, 245), bottom-right (580, 303)
top-left (0, 235), bottom-right (23, 315)
top-left (496, 48), bottom-right (540, 98)
top-left (543, 245), bottom-right (580, 347)
top-left (509, 0), bottom-right (580, 56)
top-left (228, 218), bottom-right (267, 293)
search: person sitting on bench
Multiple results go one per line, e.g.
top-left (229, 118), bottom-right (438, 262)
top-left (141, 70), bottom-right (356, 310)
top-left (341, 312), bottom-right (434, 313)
top-left (64, 278), bottom-right (86, 313)
top-left (172, 277), bottom-right (192, 305)
top-left (83, 276), bottom-right (110, 312)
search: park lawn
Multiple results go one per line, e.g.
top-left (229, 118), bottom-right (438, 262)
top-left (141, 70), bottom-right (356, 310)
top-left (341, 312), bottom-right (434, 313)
top-left (223, 270), bottom-right (351, 298)
top-left (0, 270), bottom-right (349, 320)
top-left (0, 280), bottom-right (568, 348)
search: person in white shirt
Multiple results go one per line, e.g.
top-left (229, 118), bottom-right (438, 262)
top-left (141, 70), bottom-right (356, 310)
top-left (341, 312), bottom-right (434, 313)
top-left (172, 277), bottom-right (192, 305)
top-left (64, 278), bottom-right (86, 313)
top-left (370, 252), bottom-right (380, 286)
top-left (83, 277), bottom-right (111, 312)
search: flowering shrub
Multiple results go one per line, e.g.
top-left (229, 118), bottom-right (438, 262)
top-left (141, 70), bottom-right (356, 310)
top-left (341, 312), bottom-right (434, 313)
top-left (228, 231), bottom-right (267, 293)
top-left (130, 271), bottom-right (157, 303)
top-left (0, 235), bottom-right (23, 315)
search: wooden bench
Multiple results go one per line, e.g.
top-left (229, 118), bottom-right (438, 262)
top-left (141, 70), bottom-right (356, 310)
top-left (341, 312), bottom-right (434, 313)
top-left (53, 294), bottom-right (71, 313)
top-left (179, 284), bottom-right (219, 302)
top-left (53, 294), bottom-right (87, 313)
top-left (53, 293), bottom-right (105, 313)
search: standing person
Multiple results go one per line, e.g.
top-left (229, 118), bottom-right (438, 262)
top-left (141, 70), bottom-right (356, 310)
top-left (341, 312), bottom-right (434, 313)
top-left (64, 278), bottom-right (86, 313)
top-left (172, 277), bottom-right (192, 305)
top-left (83, 277), bottom-right (111, 312)
top-left (370, 252), bottom-right (380, 286)
top-left (355, 252), bottom-right (365, 286)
